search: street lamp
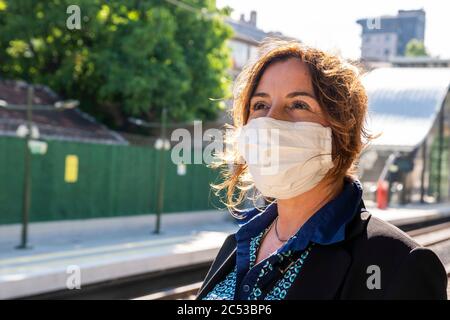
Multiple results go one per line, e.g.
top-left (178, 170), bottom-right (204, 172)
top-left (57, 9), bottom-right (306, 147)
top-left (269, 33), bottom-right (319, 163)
top-left (154, 108), bottom-right (169, 234)
top-left (128, 114), bottom-right (196, 234)
top-left (0, 85), bottom-right (79, 249)
top-left (129, 109), bottom-right (170, 234)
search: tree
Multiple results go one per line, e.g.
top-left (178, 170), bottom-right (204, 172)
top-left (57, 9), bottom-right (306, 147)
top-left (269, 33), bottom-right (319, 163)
top-left (405, 39), bottom-right (428, 57)
top-left (0, 0), bottom-right (233, 127)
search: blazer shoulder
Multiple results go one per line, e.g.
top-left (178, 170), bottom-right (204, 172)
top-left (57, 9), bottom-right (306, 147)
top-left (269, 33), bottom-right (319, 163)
top-left (342, 214), bottom-right (447, 299)
top-left (344, 213), bottom-right (421, 276)
top-left (384, 245), bottom-right (448, 299)
top-left (364, 214), bottom-right (421, 252)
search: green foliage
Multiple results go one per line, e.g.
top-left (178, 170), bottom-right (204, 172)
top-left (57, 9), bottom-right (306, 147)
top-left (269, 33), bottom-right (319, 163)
top-left (405, 38), bottom-right (428, 57)
top-left (0, 0), bottom-right (233, 126)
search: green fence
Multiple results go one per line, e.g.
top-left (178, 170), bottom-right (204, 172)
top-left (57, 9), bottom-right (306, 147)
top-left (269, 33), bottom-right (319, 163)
top-left (0, 136), bottom-right (220, 225)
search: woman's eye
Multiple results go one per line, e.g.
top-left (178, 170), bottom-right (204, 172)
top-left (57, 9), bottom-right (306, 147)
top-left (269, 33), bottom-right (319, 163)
top-left (252, 102), bottom-right (269, 111)
top-left (290, 101), bottom-right (310, 110)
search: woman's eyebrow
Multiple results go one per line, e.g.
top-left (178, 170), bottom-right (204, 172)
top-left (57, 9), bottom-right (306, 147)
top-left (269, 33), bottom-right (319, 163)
top-left (251, 91), bottom-right (317, 100)
top-left (251, 92), bottom-right (269, 98)
top-left (286, 91), bottom-right (317, 99)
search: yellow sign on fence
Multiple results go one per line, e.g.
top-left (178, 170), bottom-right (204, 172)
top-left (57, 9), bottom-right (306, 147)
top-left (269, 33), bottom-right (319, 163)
top-left (65, 155), bottom-right (79, 183)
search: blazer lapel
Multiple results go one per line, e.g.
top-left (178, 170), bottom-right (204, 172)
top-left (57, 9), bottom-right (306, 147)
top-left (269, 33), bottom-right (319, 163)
top-left (286, 244), bottom-right (351, 299)
top-left (196, 236), bottom-right (237, 299)
top-left (285, 206), bottom-right (370, 300)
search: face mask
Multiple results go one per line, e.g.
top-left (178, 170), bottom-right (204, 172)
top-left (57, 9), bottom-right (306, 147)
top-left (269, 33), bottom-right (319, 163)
top-left (236, 117), bottom-right (334, 199)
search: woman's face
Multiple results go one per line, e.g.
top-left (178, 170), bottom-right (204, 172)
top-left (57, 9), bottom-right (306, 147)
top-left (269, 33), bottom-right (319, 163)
top-left (248, 58), bottom-right (328, 126)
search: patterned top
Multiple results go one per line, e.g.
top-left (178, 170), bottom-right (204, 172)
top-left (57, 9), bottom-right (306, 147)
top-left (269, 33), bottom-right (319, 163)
top-left (204, 225), bottom-right (313, 300)
top-left (202, 178), bottom-right (364, 300)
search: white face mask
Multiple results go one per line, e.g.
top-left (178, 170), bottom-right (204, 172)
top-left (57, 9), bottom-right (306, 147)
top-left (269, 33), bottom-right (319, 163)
top-left (236, 117), bottom-right (334, 199)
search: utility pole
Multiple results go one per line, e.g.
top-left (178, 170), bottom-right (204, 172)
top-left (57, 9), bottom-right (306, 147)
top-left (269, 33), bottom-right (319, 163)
top-left (0, 91), bottom-right (78, 249)
top-left (17, 85), bottom-right (33, 249)
top-left (154, 108), bottom-right (168, 234)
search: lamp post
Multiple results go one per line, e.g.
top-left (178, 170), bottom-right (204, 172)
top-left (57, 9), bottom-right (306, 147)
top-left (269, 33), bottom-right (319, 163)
top-left (129, 110), bottom-right (170, 234)
top-left (0, 86), bottom-right (79, 249)
top-left (128, 111), bottom-right (195, 234)
top-left (154, 108), bottom-right (168, 234)
top-left (17, 86), bottom-right (33, 249)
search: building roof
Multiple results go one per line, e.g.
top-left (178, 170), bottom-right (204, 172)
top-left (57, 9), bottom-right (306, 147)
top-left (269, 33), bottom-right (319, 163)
top-left (226, 18), bottom-right (272, 44)
top-left (356, 9), bottom-right (425, 23)
top-left (390, 56), bottom-right (450, 67)
top-left (0, 80), bottom-right (127, 144)
top-left (362, 67), bottom-right (450, 151)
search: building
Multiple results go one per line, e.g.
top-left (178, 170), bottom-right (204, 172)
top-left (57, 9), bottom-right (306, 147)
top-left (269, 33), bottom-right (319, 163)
top-left (219, 11), bottom-right (295, 123)
top-left (356, 9), bottom-right (426, 62)
top-left (226, 11), bottom-right (292, 78)
top-left (0, 80), bottom-right (127, 144)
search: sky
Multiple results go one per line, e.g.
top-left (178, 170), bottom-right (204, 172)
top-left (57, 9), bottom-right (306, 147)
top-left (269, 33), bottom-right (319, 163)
top-left (216, 0), bottom-right (450, 60)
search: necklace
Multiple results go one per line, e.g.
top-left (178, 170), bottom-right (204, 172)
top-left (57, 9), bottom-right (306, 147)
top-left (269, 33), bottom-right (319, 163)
top-left (274, 216), bottom-right (289, 242)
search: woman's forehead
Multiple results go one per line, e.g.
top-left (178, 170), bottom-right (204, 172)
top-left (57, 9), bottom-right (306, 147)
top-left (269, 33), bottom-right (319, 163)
top-left (254, 58), bottom-right (314, 95)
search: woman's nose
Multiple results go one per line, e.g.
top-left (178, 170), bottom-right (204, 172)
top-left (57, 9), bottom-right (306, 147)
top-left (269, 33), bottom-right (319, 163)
top-left (266, 101), bottom-right (287, 121)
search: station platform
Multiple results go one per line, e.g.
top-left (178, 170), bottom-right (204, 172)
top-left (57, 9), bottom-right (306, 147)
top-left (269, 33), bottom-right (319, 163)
top-left (0, 210), bottom-right (238, 299)
top-left (368, 202), bottom-right (450, 226)
top-left (1, 202), bottom-right (449, 299)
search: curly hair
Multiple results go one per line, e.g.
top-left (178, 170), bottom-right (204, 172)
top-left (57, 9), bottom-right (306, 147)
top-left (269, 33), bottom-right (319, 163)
top-left (211, 38), bottom-right (372, 214)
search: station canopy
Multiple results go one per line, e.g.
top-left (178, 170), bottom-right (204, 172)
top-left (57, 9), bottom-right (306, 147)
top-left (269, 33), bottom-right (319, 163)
top-left (362, 67), bottom-right (450, 151)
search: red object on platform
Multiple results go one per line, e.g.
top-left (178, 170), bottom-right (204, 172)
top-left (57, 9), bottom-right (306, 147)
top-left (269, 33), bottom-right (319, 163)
top-left (376, 180), bottom-right (389, 210)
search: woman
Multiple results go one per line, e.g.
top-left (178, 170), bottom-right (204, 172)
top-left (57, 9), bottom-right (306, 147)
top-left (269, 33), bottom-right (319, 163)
top-left (196, 39), bottom-right (447, 300)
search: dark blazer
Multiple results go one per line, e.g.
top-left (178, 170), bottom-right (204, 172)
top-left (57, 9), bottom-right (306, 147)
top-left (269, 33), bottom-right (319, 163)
top-left (196, 203), bottom-right (448, 300)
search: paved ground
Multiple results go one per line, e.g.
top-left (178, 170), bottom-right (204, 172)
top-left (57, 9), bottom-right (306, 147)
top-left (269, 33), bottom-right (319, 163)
top-left (0, 210), bottom-right (239, 299)
top-left (0, 210), bottom-right (238, 259)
